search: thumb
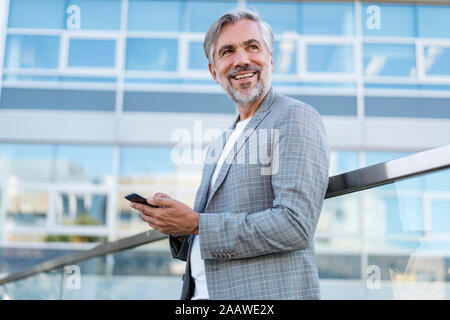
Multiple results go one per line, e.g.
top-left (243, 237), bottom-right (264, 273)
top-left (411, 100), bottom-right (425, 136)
top-left (154, 192), bottom-right (171, 199)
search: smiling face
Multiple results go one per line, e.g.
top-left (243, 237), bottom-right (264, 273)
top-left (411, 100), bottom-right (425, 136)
top-left (209, 19), bottom-right (274, 107)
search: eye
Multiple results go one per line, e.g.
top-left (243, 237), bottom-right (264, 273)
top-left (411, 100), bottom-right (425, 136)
top-left (222, 49), bottom-right (233, 56)
top-left (249, 44), bottom-right (259, 50)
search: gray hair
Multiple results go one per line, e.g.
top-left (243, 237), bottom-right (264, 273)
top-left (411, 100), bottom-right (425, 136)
top-left (203, 8), bottom-right (274, 66)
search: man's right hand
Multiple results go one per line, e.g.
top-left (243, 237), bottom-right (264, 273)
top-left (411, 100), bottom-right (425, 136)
top-left (152, 193), bottom-right (186, 243)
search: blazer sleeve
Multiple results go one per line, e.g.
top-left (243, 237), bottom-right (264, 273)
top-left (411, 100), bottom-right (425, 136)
top-left (198, 103), bottom-right (330, 260)
top-left (169, 235), bottom-right (191, 261)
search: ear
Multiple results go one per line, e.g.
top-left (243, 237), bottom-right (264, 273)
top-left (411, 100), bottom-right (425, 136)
top-left (270, 51), bottom-right (274, 73)
top-left (208, 63), bottom-right (219, 84)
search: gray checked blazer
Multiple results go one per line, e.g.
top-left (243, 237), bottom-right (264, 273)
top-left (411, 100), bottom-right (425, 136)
top-left (169, 88), bottom-right (330, 300)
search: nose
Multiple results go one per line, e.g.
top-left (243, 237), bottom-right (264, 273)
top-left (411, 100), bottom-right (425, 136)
top-left (232, 48), bottom-right (251, 68)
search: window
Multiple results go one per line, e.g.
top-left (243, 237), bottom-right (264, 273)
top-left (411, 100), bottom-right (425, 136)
top-left (8, 0), bottom-right (65, 29)
top-left (126, 38), bottom-right (178, 71)
top-left (188, 41), bottom-right (207, 70)
top-left (363, 44), bottom-right (416, 77)
top-left (184, 1), bottom-right (237, 32)
top-left (246, 1), bottom-right (299, 34)
top-left (68, 39), bottom-right (116, 68)
top-left (53, 145), bottom-right (114, 184)
top-left (417, 5), bottom-right (450, 39)
top-left (424, 46), bottom-right (450, 76)
top-left (362, 4), bottom-right (416, 38)
top-left (4, 35), bottom-right (60, 69)
top-left (298, 2), bottom-right (354, 36)
top-left (55, 192), bottom-right (108, 226)
top-left (0, 144), bottom-right (54, 183)
top-left (273, 39), bottom-right (297, 74)
top-left (128, 0), bottom-right (182, 31)
top-left (307, 45), bottom-right (354, 74)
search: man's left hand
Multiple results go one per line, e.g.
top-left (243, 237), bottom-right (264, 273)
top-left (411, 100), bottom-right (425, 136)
top-left (130, 196), bottom-right (199, 236)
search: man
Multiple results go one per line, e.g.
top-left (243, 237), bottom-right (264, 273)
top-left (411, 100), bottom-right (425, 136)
top-left (130, 8), bottom-right (330, 300)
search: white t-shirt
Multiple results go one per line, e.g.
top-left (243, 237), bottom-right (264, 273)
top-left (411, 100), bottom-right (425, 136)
top-left (190, 116), bottom-right (252, 300)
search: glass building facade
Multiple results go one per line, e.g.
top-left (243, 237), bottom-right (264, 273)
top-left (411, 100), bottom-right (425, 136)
top-left (0, 0), bottom-right (449, 299)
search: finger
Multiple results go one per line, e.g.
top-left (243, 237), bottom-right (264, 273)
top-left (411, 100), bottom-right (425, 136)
top-left (154, 192), bottom-right (171, 199)
top-left (130, 202), bottom-right (161, 216)
top-left (147, 196), bottom-right (176, 208)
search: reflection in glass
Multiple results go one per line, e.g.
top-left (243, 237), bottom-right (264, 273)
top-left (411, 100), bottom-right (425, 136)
top-left (307, 45), bottom-right (354, 74)
top-left (55, 192), bottom-right (107, 227)
top-left (128, 0), bottom-right (182, 31)
top-left (363, 44), bottom-right (416, 77)
top-left (68, 39), bottom-right (116, 68)
top-left (4, 35), bottom-right (60, 69)
top-left (7, 190), bottom-right (48, 227)
top-left (424, 46), bottom-right (450, 76)
top-left (126, 39), bottom-right (178, 71)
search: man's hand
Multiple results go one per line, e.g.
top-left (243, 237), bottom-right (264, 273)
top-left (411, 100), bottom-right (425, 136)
top-left (130, 192), bottom-right (199, 236)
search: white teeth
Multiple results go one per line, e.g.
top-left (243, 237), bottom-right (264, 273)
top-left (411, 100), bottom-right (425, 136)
top-left (233, 72), bottom-right (255, 80)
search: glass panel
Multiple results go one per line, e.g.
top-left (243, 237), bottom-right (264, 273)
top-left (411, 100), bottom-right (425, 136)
top-left (125, 38), bottom-right (178, 71)
top-left (318, 192), bottom-right (360, 236)
top-left (0, 88), bottom-right (116, 111)
top-left (362, 4), bottom-right (416, 38)
top-left (184, 1), bottom-right (237, 32)
top-left (418, 5), bottom-right (450, 39)
top-left (68, 39), bottom-right (116, 68)
top-left (424, 46), bottom-right (450, 76)
top-left (7, 190), bottom-right (48, 227)
top-left (298, 2), bottom-right (354, 36)
top-left (59, 241), bottom-right (182, 299)
top-left (8, 0), bottom-right (65, 29)
top-left (307, 45), bottom-right (354, 74)
top-left (66, 0), bottom-right (121, 30)
top-left (363, 44), bottom-right (416, 77)
top-left (55, 192), bottom-right (108, 227)
top-left (0, 268), bottom-right (63, 300)
top-left (273, 39), bottom-right (297, 74)
top-left (53, 145), bottom-right (114, 184)
top-left (4, 35), bottom-right (60, 69)
top-left (321, 168), bottom-right (450, 299)
top-left (0, 144), bottom-right (53, 183)
top-left (127, 0), bottom-right (182, 31)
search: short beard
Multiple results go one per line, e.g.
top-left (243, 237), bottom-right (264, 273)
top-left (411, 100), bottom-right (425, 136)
top-left (218, 65), bottom-right (270, 107)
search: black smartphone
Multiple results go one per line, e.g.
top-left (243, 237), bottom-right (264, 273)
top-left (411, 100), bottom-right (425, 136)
top-left (125, 193), bottom-right (160, 208)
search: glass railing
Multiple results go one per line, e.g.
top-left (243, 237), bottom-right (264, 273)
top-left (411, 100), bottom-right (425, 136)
top-left (0, 144), bottom-right (449, 300)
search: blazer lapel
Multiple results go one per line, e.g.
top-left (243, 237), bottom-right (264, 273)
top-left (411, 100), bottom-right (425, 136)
top-left (205, 88), bottom-right (277, 208)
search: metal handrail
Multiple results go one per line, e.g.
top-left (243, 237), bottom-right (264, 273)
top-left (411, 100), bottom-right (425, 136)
top-left (0, 143), bottom-right (449, 286)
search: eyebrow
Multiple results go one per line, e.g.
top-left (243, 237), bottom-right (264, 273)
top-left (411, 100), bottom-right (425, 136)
top-left (217, 39), bottom-right (263, 57)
